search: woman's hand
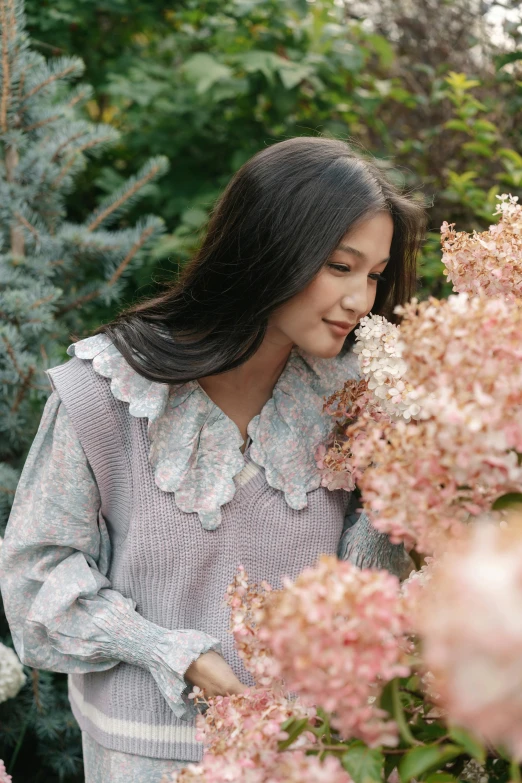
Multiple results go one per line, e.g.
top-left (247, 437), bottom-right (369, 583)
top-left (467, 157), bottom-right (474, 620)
top-left (185, 650), bottom-right (247, 698)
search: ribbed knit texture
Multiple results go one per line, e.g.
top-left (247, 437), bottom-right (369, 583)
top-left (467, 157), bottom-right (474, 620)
top-left (46, 356), bottom-right (350, 760)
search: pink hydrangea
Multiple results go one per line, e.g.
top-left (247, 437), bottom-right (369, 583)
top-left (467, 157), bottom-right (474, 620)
top-left (0, 761), bottom-right (12, 783)
top-left (194, 689), bottom-right (315, 757)
top-left (257, 556), bottom-right (410, 746)
top-left (415, 514), bottom-right (522, 759)
top-left (315, 379), bottom-right (389, 492)
top-left (162, 689), bottom-right (330, 783)
top-left (224, 567), bottom-right (277, 688)
top-left (352, 314), bottom-right (421, 420)
top-left (165, 750), bottom-right (353, 783)
top-left (442, 193), bottom-right (522, 300)
top-left (349, 293), bottom-right (522, 553)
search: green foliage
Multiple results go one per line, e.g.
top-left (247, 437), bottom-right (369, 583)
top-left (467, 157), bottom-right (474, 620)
top-left (341, 742), bottom-right (384, 783)
top-left (24, 0), bottom-right (522, 312)
top-left (398, 744), bottom-right (463, 783)
top-left (274, 675), bottom-right (516, 783)
top-left (0, 1), bottom-right (167, 779)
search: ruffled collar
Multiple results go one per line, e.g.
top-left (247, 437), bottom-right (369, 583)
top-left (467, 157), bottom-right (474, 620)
top-left (67, 334), bottom-right (360, 530)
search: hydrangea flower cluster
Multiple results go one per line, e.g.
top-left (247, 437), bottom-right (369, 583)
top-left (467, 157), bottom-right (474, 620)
top-left (0, 760), bottom-right (11, 783)
top-left (165, 748), bottom-right (352, 783)
top-left (351, 294), bottom-right (522, 553)
top-left (415, 514), bottom-right (522, 759)
top-left (315, 379), bottom-right (380, 492)
top-left (352, 314), bottom-right (421, 421)
top-left (0, 641), bottom-right (26, 704)
top-left (194, 689), bottom-right (315, 758)
top-left (163, 689), bottom-right (351, 783)
top-left (256, 556), bottom-right (410, 746)
top-left (224, 566), bottom-right (276, 688)
top-left (442, 194), bottom-right (522, 299)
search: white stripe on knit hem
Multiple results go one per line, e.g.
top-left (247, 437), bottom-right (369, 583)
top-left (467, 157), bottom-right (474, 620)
top-left (69, 678), bottom-right (198, 745)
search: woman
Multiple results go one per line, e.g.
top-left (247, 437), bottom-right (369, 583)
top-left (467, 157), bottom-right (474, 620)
top-left (0, 136), bottom-right (425, 782)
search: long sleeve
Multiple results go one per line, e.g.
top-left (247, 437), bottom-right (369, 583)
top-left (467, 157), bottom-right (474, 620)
top-left (338, 493), bottom-right (415, 580)
top-left (0, 391), bottom-right (221, 720)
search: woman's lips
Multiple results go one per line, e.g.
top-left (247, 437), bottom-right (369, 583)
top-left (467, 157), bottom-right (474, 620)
top-left (323, 319), bottom-right (355, 336)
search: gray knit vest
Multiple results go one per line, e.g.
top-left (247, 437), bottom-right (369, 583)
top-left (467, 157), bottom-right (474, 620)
top-left (47, 354), bottom-right (351, 761)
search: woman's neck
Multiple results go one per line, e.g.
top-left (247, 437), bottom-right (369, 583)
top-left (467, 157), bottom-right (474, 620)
top-left (198, 328), bottom-right (294, 395)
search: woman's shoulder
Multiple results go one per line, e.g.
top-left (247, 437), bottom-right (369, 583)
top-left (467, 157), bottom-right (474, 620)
top-left (66, 333), bottom-right (171, 424)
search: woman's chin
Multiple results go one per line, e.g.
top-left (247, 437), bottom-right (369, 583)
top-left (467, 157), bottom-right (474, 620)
top-left (298, 336), bottom-right (347, 359)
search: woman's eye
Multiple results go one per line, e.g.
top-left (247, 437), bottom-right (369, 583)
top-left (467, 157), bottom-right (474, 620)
top-left (328, 264), bottom-right (387, 282)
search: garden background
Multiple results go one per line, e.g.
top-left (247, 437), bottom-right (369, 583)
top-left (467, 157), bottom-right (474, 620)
top-left (0, 0), bottom-right (521, 780)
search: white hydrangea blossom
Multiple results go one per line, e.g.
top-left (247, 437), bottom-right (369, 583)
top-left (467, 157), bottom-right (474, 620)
top-left (0, 641), bottom-right (26, 703)
top-left (353, 313), bottom-right (421, 420)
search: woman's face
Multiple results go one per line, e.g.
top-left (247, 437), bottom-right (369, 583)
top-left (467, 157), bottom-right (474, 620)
top-left (267, 211), bottom-right (394, 358)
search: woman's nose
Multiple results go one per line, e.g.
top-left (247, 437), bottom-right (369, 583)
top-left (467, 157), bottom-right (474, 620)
top-left (342, 278), bottom-right (371, 320)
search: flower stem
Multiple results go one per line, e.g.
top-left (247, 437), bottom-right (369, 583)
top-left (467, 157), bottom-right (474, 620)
top-left (510, 757), bottom-right (521, 783)
top-left (391, 678), bottom-right (422, 747)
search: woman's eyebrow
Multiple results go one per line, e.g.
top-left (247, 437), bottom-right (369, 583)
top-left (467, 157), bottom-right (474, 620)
top-left (336, 244), bottom-right (390, 265)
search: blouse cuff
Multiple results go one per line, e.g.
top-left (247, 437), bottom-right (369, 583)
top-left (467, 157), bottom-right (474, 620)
top-left (338, 511), bottom-right (415, 580)
top-left (96, 601), bottom-right (222, 720)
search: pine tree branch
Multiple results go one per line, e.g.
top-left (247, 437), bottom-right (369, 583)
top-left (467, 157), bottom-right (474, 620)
top-left (51, 135), bottom-right (114, 189)
top-left (55, 224), bottom-right (156, 315)
top-left (14, 210), bottom-right (40, 242)
top-left (25, 86), bottom-right (92, 134)
top-left (0, 0), bottom-right (15, 132)
top-left (68, 86), bottom-right (91, 109)
top-left (21, 63), bottom-right (78, 104)
top-left (10, 365), bottom-right (34, 412)
top-left (6, 146), bottom-right (25, 256)
top-left (51, 131), bottom-right (88, 162)
top-left (30, 293), bottom-right (55, 309)
top-left (87, 162), bottom-right (163, 232)
top-left (23, 112), bottom-right (61, 133)
top-left (108, 223), bottom-right (156, 285)
top-left (2, 334), bottom-right (35, 412)
top-left (32, 669), bottom-right (42, 713)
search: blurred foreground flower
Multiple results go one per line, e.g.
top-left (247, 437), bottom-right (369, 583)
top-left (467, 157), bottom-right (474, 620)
top-left (0, 760), bottom-right (11, 783)
top-left (416, 513), bottom-right (522, 759)
top-left (165, 749), bottom-right (352, 783)
top-left (442, 193), bottom-right (522, 299)
top-left (0, 641), bottom-right (25, 704)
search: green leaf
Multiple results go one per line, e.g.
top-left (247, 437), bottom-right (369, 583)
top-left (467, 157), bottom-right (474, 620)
top-left (425, 774), bottom-right (460, 783)
top-left (498, 148), bottom-right (522, 166)
top-left (366, 34), bottom-right (394, 68)
top-left (278, 61), bottom-right (314, 90)
top-left (182, 54), bottom-right (233, 94)
top-left (278, 717), bottom-right (310, 750)
top-left (234, 50), bottom-right (286, 83)
top-left (448, 726), bottom-right (486, 764)
top-left (496, 51), bottom-right (522, 70)
top-left (399, 744), bottom-right (463, 783)
top-left (443, 119), bottom-right (470, 133)
top-left (492, 493), bottom-right (522, 511)
top-left (342, 743), bottom-right (384, 783)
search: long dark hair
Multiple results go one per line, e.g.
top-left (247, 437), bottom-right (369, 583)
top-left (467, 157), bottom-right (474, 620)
top-left (93, 137), bottom-right (426, 384)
